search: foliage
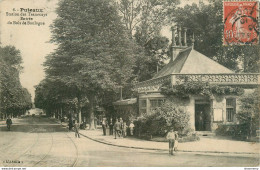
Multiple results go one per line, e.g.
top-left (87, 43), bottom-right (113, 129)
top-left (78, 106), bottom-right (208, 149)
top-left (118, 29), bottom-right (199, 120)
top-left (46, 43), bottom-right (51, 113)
top-left (34, 79), bottom-right (77, 117)
top-left (169, 1), bottom-right (260, 72)
top-left (38, 0), bottom-right (138, 127)
top-left (134, 36), bottom-right (170, 81)
top-left (215, 89), bottom-right (259, 140)
top-left (160, 79), bottom-right (244, 99)
top-left (236, 89), bottom-right (259, 137)
top-left (116, 0), bottom-right (180, 82)
top-left (134, 100), bottom-right (190, 137)
top-left (0, 46), bottom-right (32, 118)
top-left (117, 0), bottom-right (180, 39)
top-left (215, 123), bottom-right (249, 140)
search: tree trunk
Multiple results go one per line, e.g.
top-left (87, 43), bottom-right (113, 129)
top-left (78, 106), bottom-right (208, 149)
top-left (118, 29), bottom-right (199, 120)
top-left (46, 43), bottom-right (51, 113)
top-left (78, 108), bottom-right (82, 124)
top-left (89, 97), bottom-right (95, 130)
top-left (77, 97), bottom-right (82, 124)
top-left (60, 106), bottom-right (63, 118)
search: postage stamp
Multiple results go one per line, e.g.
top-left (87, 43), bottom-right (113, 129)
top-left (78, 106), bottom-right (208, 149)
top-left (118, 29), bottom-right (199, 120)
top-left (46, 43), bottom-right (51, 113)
top-left (223, 1), bottom-right (259, 45)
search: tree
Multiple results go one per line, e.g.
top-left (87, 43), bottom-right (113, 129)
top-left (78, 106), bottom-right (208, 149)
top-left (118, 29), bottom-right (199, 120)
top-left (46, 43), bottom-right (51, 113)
top-left (117, 0), bottom-right (180, 39)
top-left (34, 79), bottom-right (74, 118)
top-left (44, 0), bottom-right (137, 128)
top-left (134, 36), bottom-right (170, 81)
top-left (169, 1), bottom-right (260, 72)
top-left (0, 46), bottom-right (32, 118)
top-left (117, 0), bottom-right (179, 81)
top-left (236, 89), bottom-right (259, 137)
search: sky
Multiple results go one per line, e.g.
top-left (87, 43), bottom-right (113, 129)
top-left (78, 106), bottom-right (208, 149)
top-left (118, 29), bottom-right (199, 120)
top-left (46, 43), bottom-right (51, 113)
top-left (0, 0), bottom-right (58, 100)
top-left (0, 0), bottom-right (202, 102)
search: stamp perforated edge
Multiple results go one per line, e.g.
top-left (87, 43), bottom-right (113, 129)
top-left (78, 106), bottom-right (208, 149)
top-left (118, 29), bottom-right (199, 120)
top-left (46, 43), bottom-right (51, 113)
top-left (222, 0), bottom-right (260, 46)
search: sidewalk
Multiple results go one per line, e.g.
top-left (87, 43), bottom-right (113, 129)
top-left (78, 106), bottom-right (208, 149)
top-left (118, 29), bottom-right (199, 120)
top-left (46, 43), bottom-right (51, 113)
top-left (79, 128), bottom-right (260, 156)
top-left (0, 118), bottom-right (19, 126)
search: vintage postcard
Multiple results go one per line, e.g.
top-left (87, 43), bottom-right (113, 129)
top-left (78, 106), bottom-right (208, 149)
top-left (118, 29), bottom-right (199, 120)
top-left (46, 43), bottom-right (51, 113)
top-left (0, 0), bottom-right (259, 168)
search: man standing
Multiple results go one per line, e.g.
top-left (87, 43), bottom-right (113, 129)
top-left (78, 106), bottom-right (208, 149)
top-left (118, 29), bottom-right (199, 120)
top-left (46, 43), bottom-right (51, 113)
top-left (6, 116), bottom-right (12, 131)
top-left (114, 119), bottom-right (121, 139)
top-left (109, 118), bottom-right (113, 135)
top-left (68, 118), bottom-right (73, 131)
top-left (74, 120), bottom-right (80, 138)
top-left (102, 118), bottom-right (107, 136)
top-left (129, 121), bottom-right (135, 136)
top-left (166, 128), bottom-right (176, 155)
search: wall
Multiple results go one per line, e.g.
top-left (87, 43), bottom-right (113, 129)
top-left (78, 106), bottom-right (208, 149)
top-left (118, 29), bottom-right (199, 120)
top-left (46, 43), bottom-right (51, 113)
top-left (211, 96), bottom-right (225, 130)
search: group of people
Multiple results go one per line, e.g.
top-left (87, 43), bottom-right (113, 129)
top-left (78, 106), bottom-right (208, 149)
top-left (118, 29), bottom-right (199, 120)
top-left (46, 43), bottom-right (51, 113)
top-left (101, 117), bottom-right (135, 139)
top-left (5, 114), bottom-right (178, 155)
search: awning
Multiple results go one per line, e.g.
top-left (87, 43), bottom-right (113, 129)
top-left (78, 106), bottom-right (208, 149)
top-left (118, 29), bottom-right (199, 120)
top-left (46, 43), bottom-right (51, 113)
top-left (113, 98), bottom-right (137, 106)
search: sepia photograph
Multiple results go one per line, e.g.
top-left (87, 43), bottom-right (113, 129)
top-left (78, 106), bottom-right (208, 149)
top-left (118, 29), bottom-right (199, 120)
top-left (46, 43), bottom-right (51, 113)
top-left (0, 0), bottom-right (259, 168)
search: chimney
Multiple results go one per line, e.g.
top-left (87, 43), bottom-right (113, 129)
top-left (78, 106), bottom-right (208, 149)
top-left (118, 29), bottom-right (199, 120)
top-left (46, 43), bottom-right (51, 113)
top-left (171, 26), bottom-right (176, 61)
top-left (171, 26), bottom-right (176, 47)
top-left (184, 28), bottom-right (187, 46)
top-left (170, 26), bottom-right (189, 62)
top-left (178, 27), bottom-right (182, 46)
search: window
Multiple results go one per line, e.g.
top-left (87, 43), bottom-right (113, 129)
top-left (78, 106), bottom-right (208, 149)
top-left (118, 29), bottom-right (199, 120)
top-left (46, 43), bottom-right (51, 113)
top-left (140, 100), bottom-right (146, 108)
top-left (139, 100), bottom-right (147, 114)
top-left (150, 99), bottom-right (164, 111)
top-left (226, 98), bottom-right (236, 122)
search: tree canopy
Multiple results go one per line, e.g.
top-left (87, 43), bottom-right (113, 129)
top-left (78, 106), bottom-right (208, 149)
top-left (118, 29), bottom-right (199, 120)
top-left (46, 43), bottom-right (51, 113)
top-left (39, 0), bottom-right (138, 128)
top-left (169, 1), bottom-right (259, 72)
top-left (0, 46), bottom-right (32, 118)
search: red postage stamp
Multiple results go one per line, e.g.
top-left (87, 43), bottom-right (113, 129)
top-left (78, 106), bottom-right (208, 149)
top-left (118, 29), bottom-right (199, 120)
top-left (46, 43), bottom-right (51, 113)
top-left (223, 1), bottom-right (259, 45)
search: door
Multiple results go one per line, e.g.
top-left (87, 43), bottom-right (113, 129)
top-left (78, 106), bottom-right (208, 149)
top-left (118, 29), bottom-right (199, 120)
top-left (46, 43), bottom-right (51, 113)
top-left (195, 103), bottom-right (211, 131)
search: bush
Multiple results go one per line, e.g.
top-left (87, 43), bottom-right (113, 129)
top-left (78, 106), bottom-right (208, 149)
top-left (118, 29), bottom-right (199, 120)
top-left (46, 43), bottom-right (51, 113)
top-left (236, 89), bottom-right (259, 138)
top-left (134, 100), bottom-right (191, 138)
top-left (216, 123), bottom-right (249, 140)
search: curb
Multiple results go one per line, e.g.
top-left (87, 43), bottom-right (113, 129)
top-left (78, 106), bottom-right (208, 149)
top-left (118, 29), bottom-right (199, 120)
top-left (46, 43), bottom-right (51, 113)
top-left (49, 118), bottom-right (258, 156)
top-left (79, 132), bottom-right (259, 156)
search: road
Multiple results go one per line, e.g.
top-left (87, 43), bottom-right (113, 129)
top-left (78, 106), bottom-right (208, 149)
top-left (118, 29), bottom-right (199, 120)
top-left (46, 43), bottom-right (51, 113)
top-left (0, 116), bottom-right (259, 167)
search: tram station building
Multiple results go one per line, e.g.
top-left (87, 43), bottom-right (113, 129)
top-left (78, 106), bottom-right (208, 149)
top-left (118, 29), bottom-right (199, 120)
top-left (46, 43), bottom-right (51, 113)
top-left (115, 27), bottom-right (259, 132)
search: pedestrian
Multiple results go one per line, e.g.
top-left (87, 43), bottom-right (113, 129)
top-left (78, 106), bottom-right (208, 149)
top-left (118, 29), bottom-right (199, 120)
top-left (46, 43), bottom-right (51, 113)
top-left (166, 128), bottom-right (177, 155)
top-left (199, 111), bottom-right (204, 131)
top-left (114, 119), bottom-right (121, 139)
top-left (6, 116), bottom-right (12, 131)
top-left (129, 121), bottom-right (135, 136)
top-left (61, 116), bottom-right (65, 124)
top-left (174, 132), bottom-right (179, 151)
top-left (122, 122), bottom-right (127, 137)
top-left (119, 117), bottom-right (123, 137)
top-left (74, 120), bottom-right (80, 138)
top-left (109, 118), bottom-right (113, 135)
top-left (102, 118), bottom-right (107, 136)
top-left (68, 118), bottom-right (73, 131)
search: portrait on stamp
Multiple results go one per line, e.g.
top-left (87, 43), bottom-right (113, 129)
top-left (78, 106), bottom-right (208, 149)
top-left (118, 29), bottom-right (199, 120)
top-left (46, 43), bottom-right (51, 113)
top-left (224, 1), bottom-right (259, 45)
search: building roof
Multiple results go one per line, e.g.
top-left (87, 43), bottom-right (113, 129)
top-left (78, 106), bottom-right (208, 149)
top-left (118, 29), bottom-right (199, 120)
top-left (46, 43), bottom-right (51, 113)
top-left (113, 98), bottom-right (137, 106)
top-left (153, 47), bottom-right (234, 79)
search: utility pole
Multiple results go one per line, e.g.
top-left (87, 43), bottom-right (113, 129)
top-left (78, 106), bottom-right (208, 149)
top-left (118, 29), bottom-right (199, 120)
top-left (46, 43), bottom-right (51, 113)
top-left (120, 86), bottom-right (123, 100)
